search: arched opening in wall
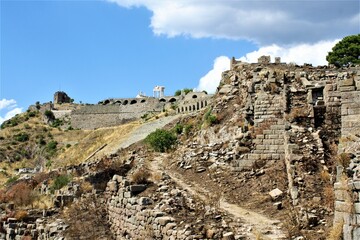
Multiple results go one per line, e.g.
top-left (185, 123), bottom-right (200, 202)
top-left (140, 99), bottom-right (146, 103)
top-left (201, 102), bottom-right (204, 108)
top-left (130, 100), bottom-right (137, 105)
top-left (192, 95), bottom-right (198, 99)
top-left (181, 107), bottom-right (184, 112)
top-left (104, 99), bottom-right (110, 105)
top-left (169, 98), bottom-right (176, 103)
top-left (193, 105), bottom-right (196, 111)
top-left (185, 107), bottom-right (188, 111)
top-left (114, 100), bottom-right (122, 105)
top-left (159, 98), bottom-right (166, 102)
top-left (205, 101), bottom-right (208, 106)
top-left (122, 100), bottom-right (128, 105)
top-left (177, 108), bottom-right (180, 113)
top-left (197, 102), bottom-right (199, 110)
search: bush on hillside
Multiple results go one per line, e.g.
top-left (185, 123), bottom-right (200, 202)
top-left (145, 129), bottom-right (177, 152)
top-left (50, 175), bottom-right (71, 193)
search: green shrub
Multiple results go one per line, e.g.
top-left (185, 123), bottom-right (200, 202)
top-left (6, 176), bottom-right (19, 185)
top-left (184, 124), bottom-right (193, 135)
top-left (51, 119), bottom-right (63, 128)
top-left (27, 111), bottom-right (37, 118)
top-left (14, 133), bottom-right (29, 142)
top-left (174, 124), bottom-right (183, 134)
top-left (174, 90), bottom-right (182, 96)
top-left (38, 136), bottom-right (46, 145)
top-left (204, 108), bottom-right (218, 125)
top-left (44, 110), bottom-right (55, 120)
top-left (50, 175), bottom-right (71, 193)
top-left (145, 129), bottom-right (177, 152)
top-left (45, 141), bottom-right (58, 157)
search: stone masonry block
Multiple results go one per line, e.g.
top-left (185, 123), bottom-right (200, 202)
top-left (335, 189), bottom-right (351, 202)
top-left (355, 203), bottom-right (360, 214)
top-left (263, 130), bottom-right (274, 134)
top-left (262, 139), bottom-right (274, 145)
top-left (256, 135), bottom-right (265, 139)
top-left (340, 86), bottom-right (356, 92)
top-left (156, 217), bottom-right (174, 226)
top-left (268, 135), bottom-right (280, 139)
top-left (335, 201), bottom-right (353, 213)
top-left (261, 154), bottom-right (272, 160)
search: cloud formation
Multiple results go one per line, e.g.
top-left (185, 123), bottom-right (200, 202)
top-left (196, 40), bottom-right (339, 93)
top-left (239, 40), bottom-right (340, 66)
top-left (0, 99), bottom-right (23, 125)
top-left (195, 56), bottom-right (230, 94)
top-left (108, 0), bottom-right (359, 44)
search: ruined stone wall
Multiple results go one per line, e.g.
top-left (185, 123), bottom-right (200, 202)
top-left (70, 100), bottom-right (166, 129)
top-left (66, 93), bottom-right (212, 129)
top-left (106, 175), bottom-right (196, 240)
top-left (333, 68), bottom-right (360, 240)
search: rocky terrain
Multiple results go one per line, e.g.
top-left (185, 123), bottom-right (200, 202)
top-left (0, 58), bottom-right (360, 240)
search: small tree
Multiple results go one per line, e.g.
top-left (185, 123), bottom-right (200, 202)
top-left (44, 110), bottom-right (55, 121)
top-left (174, 88), bottom-right (193, 96)
top-left (145, 129), bottom-right (177, 152)
top-left (326, 34), bottom-right (360, 66)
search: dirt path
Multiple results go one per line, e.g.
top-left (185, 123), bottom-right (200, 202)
top-left (116, 115), bottom-right (180, 150)
top-left (90, 115), bottom-right (181, 159)
top-left (149, 155), bottom-right (286, 240)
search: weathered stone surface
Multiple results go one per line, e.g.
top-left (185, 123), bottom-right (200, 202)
top-left (269, 188), bottom-right (283, 200)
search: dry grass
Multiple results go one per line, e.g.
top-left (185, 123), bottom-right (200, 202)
top-left (80, 181), bottom-right (93, 194)
top-left (253, 229), bottom-right (271, 240)
top-left (322, 185), bottom-right (335, 209)
top-left (55, 121), bottom-right (141, 167)
top-left (285, 106), bottom-right (309, 122)
top-left (31, 195), bottom-right (54, 209)
top-left (131, 168), bottom-right (151, 184)
top-left (320, 170), bottom-right (331, 182)
top-left (327, 219), bottom-right (343, 240)
top-left (337, 153), bottom-right (351, 168)
top-left (14, 210), bottom-right (28, 220)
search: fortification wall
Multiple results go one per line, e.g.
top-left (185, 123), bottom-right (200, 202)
top-left (68, 93), bottom-right (212, 129)
top-left (106, 175), bottom-right (201, 240)
top-left (333, 69), bottom-right (360, 240)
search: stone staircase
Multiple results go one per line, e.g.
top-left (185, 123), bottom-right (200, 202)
top-left (234, 93), bottom-right (286, 169)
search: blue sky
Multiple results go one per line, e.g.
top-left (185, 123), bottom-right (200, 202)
top-left (1, 0), bottom-right (359, 123)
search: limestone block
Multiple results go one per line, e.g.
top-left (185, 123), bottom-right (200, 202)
top-left (340, 86), bottom-right (356, 92)
top-left (355, 203), bottom-right (360, 214)
top-left (269, 188), bottom-right (283, 200)
top-left (156, 217), bottom-right (175, 226)
top-left (339, 78), bottom-right (355, 87)
top-left (334, 189), bottom-right (351, 202)
top-left (353, 227), bottom-right (360, 240)
top-left (335, 201), bottom-right (353, 213)
top-left (123, 192), bottom-right (132, 198)
top-left (222, 232), bottom-right (235, 240)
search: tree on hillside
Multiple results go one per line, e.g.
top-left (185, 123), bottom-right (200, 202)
top-left (174, 88), bottom-right (193, 96)
top-left (326, 34), bottom-right (360, 66)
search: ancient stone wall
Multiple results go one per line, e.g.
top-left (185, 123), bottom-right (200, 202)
top-left (66, 93), bottom-right (212, 129)
top-left (333, 68), bottom-right (360, 240)
top-left (106, 175), bottom-right (197, 240)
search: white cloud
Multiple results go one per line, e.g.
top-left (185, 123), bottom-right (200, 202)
top-left (0, 99), bottom-right (16, 110)
top-left (0, 99), bottom-right (23, 125)
top-left (195, 56), bottom-right (230, 94)
top-left (239, 40), bottom-right (340, 66)
top-left (107, 0), bottom-right (359, 44)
